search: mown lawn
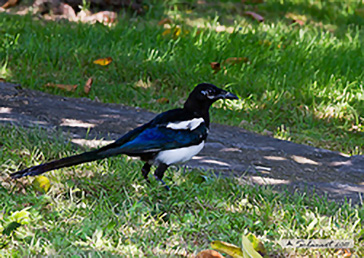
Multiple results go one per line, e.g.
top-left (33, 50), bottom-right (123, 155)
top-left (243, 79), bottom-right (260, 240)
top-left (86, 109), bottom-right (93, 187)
top-left (1, 0), bottom-right (364, 256)
top-left (1, 126), bottom-right (363, 257)
top-left (1, 0), bottom-right (364, 154)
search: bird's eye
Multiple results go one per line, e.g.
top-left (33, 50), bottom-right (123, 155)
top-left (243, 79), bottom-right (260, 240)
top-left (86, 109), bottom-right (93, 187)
top-left (201, 89), bottom-right (213, 96)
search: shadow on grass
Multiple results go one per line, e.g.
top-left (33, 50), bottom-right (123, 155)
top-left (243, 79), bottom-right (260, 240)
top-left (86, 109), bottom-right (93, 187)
top-left (1, 123), bottom-right (363, 256)
top-left (262, 0), bottom-right (364, 30)
top-left (1, 0), bottom-right (364, 202)
top-left (160, 0), bottom-right (364, 36)
top-left (1, 81), bottom-right (364, 205)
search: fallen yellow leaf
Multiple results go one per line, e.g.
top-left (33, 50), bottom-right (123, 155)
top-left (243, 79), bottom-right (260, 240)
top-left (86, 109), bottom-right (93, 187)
top-left (174, 27), bottom-right (181, 37)
top-left (9, 208), bottom-right (30, 224)
top-left (242, 235), bottom-right (263, 258)
top-left (162, 27), bottom-right (185, 39)
top-left (246, 233), bottom-right (266, 256)
top-left (93, 57), bottom-right (113, 66)
top-left (162, 29), bottom-right (171, 36)
top-left (32, 176), bottom-right (51, 193)
top-left (211, 241), bottom-right (244, 258)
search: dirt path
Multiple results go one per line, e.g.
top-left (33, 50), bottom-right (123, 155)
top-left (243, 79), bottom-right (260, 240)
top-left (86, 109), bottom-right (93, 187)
top-left (1, 82), bottom-right (363, 204)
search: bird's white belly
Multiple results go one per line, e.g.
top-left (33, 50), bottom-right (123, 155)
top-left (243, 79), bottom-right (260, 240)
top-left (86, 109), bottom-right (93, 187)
top-left (155, 141), bottom-right (205, 165)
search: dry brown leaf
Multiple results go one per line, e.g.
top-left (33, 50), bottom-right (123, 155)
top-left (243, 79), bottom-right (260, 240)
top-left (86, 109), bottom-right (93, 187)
top-left (80, 11), bottom-right (117, 26)
top-left (93, 57), bottom-right (113, 66)
top-left (77, 9), bottom-right (92, 21)
top-left (285, 13), bottom-right (307, 26)
top-left (99, 11), bottom-right (117, 25)
top-left (156, 97), bottom-right (169, 104)
top-left (335, 249), bottom-right (352, 258)
top-left (0, 78), bottom-right (6, 82)
top-left (244, 11), bottom-right (264, 22)
top-left (196, 249), bottom-right (225, 258)
top-left (211, 57), bottom-right (249, 73)
top-left (210, 62), bottom-right (221, 73)
top-left (58, 3), bottom-right (76, 20)
top-left (1, 0), bottom-right (18, 9)
top-left (343, 250), bottom-right (352, 258)
top-left (293, 19), bottom-right (305, 25)
top-left (84, 77), bottom-right (93, 94)
top-left (45, 83), bottom-right (77, 92)
top-left (158, 18), bottom-right (172, 26)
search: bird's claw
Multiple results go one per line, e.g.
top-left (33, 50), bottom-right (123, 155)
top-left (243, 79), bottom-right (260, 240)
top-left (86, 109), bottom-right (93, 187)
top-left (154, 175), bottom-right (170, 191)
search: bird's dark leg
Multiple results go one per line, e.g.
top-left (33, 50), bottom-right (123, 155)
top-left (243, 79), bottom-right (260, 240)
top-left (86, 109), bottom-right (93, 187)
top-left (141, 163), bottom-right (151, 183)
top-left (154, 163), bottom-right (170, 191)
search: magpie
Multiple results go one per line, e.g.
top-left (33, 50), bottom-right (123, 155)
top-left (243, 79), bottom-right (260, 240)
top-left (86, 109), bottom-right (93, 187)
top-left (10, 83), bottom-right (238, 189)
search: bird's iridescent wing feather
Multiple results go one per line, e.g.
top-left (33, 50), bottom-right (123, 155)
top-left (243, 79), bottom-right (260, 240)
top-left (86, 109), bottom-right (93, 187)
top-left (118, 124), bottom-right (207, 154)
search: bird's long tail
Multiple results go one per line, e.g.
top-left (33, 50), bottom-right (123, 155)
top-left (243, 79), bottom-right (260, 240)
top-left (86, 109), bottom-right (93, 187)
top-left (10, 147), bottom-right (115, 179)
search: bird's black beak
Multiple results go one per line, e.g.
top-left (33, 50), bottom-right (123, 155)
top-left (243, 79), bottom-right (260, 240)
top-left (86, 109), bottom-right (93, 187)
top-left (219, 90), bottom-right (239, 100)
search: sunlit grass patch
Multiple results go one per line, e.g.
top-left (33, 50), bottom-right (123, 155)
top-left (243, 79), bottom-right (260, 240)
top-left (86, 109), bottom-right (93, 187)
top-left (0, 126), bottom-right (363, 257)
top-left (1, 1), bottom-right (364, 254)
top-left (1, 4), bottom-right (363, 154)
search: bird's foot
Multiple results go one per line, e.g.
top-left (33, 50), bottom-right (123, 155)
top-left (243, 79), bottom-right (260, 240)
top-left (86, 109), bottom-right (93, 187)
top-left (154, 175), bottom-right (170, 191)
top-left (141, 163), bottom-right (151, 184)
top-left (145, 177), bottom-right (151, 184)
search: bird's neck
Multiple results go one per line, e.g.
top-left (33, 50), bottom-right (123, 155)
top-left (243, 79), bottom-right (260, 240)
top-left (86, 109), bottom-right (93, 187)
top-left (183, 100), bottom-right (211, 128)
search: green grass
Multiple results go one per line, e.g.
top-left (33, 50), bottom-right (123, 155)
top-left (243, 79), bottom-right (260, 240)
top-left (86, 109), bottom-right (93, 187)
top-left (1, 0), bottom-right (364, 256)
top-left (1, 0), bottom-right (364, 154)
top-left (1, 125), bottom-right (363, 257)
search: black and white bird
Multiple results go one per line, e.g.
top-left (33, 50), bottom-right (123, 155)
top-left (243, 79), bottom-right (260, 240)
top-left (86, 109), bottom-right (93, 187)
top-left (10, 83), bottom-right (238, 189)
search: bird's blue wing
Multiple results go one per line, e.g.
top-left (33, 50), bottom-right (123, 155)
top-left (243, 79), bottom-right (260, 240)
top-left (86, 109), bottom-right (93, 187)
top-left (96, 108), bottom-right (208, 157)
top-left (118, 124), bottom-right (208, 154)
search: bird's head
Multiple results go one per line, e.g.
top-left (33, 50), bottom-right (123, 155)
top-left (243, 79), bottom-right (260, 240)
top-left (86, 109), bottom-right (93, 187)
top-left (184, 83), bottom-right (239, 114)
top-left (194, 83), bottom-right (239, 102)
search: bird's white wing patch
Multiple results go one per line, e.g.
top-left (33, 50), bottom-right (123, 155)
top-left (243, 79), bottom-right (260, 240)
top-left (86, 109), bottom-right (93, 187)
top-left (155, 141), bottom-right (205, 165)
top-left (166, 118), bottom-right (204, 131)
